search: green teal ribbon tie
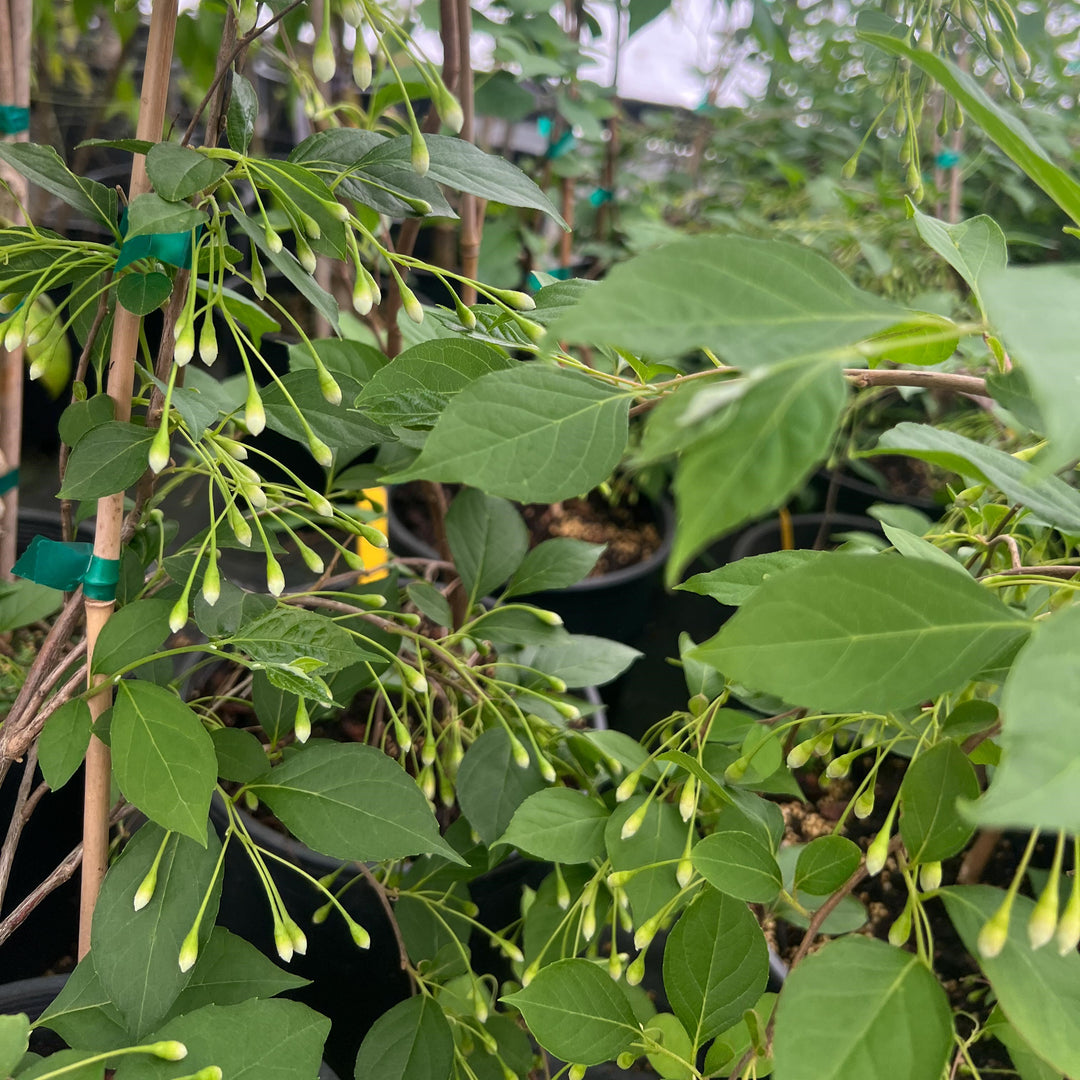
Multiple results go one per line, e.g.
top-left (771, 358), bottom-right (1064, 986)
top-left (115, 207), bottom-right (200, 271)
top-left (589, 187), bottom-right (613, 207)
top-left (935, 150), bottom-right (961, 169)
top-left (0, 468), bottom-right (17, 495)
top-left (0, 105), bottom-right (29, 136)
top-left (12, 535), bottom-right (119, 600)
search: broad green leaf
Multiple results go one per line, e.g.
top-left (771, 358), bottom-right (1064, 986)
top-left (692, 553), bottom-right (1028, 712)
top-left (677, 551), bottom-right (822, 607)
top-left (771, 935), bottom-right (952, 1080)
top-left (643, 1013), bottom-right (694, 1080)
top-left (521, 864), bottom-right (602, 968)
top-left (92, 824), bottom-right (222, 1038)
top-left (605, 796), bottom-right (684, 925)
top-left (246, 158), bottom-right (347, 258)
top-left (387, 366), bottom-right (631, 503)
top-left (60, 421), bottom-right (154, 499)
top-left (0, 1015), bottom-right (29, 1078)
top-left (456, 727), bottom-right (546, 845)
top-left (793, 835), bottom-right (861, 896)
top-left (985, 367), bottom-right (1044, 434)
top-left (353, 995), bottom-right (453, 1080)
top-left (111, 999), bottom-right (329, 1080)
top-left (899, 740), bottom-right (979, 862)
top-left (226, 74), bottom-right (258, 153)
top-left (92, 598), bottom-right (173, 674)
top-left (906, 201), bottom-right (1007, 314)
top-left (246, 741), bottom-right (462, 862)
top-left (231, 606), bottom-right (378, 672)
top-left (968, 604), bottom-right (1080, 830)
top-left (863, 313), bottom-right (959, 367)
top-left (116, 270), bottom-right (172, 315)
top-left (503, 537), bottom-right (605, 598)
top-left (663, 887), bottom-right (768, 1049)
top-left (0, 579), bottom-right (63, 632)
top-left (289, 337), bottom-right (386, 381)
top-left (551, 235), bottom-right (904, 364)
top-left (405, 581), bottom-right (452, 627)
top-left (941, 886), bottom-right (1080, 1077)
top-left (35, 955), bottom-right (130, 1052)
top-left (498, 788), bottom-right (609, 862)
top-left (210, 727), bottom-right (268, 783)
top-left (194, 581), bottom-right (274, 639)
top-left (876, 423), bottom-right (1080, 532)
top-left (17, 1049), bottom-right (103, 1080)
top-left (690, 831), bottom-right (782, 904)
top-left (111, 682), bottom-right (217, 842)
top-left (38, 698), bottom-right (93, 790)
top-left (502, 959), bottom-right (638, 1064)
top-left (260, 370), bottom-right (384, 455)
top-left (982, 266), bottom-right (1080, 473)
top-left (167, 928), bottom-right (307, 1017)
top-left (857, 15), bottom-right (1080, 227)
top-left (668, 361), bottom-right (847, 580)
top-left (355, 338), bottom-right (512, 431)
top-left (147, 143), bottom-right (230, 202)
top-left (881, 522), bottom-right (966, 574)
top-left (58, 394), bottom-right (116, 447)
top-left (984, 1007), bottom-right (1065, 1080)
top-left (124, 192), bottom-right (207, 241)
top-left (459, 605), bottom-right (566, 646)
top-left (528, 634), bottom-right (642, 688)
top-left (446, 488), bottom-right (529, 607)
top-left (0, 142), bottom-right (117, 229)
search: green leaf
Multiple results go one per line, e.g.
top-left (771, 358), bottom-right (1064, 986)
top-left (168, 928), bottom-right (308, 1017)
top-left (226, 74), bottom-right (258, 154)
top-left (111, 681), bottom-right (217, 842)
top-left (605, 796), bottom-right (684, 925)
top-left (0, 579), bottom-right (63, 632)
top-left (899, 740), bottom-right (979, 862)
top-left (147, 143), bottom-right (230, 202)
top-left (210, 727), bottom-right (268, 783)
top-left (984, 1007), bottom-right (1065, 1080)
top-left (456, 727), bottom-right (546, 845)
top-left (353, 995), bottom-right (454, 1080)
top-left (663, 887), bottom-right (768, 1049)
top-left (668, 361), bottom-right (847, 580)
top-left (36, 955), bottom-right (130, 1052)
top-left (17, 1049), bottom-right (103, 1080)
top-left (446, 488), bottom-right (529, 607)
top-left (231, 606), bottom-right (377, 673)
top-left (502, 958), bottom-right (638, 1064)
top-left (528, 634), bottom-right (641, 688)
top-left (124, 192), bottom-right (207, 240)
top-left (0, 142), bottom-right (117, 230)
top-left (981, 266), bottom-right (1080, 473)
top-left (405, 581), bottom-right (452, 627)
top-left (793, 835), bottom-right (861, 896)
top-left (116, 270), bottom-right (172, 316)
top-left (863, 313), bottom-right (960, 368)
top-left (247, 158), bottom-right (347, 258)
top-left (691, 552), bottom-right (1029, 712)
top-left (677, 551), bottom-right (822, 607)
top-left (503, 537), bottom-right (605, 598)
top-left (464, 605), bottom-right (567, 646)
top-left (906, 201), bottom-right (1007, 314)
top-left (643, 1013), bottom-right (694, 1080)
top-left (876, 423), bottom-right (1080, 532)
top-left (289, 337), bottom-right (386, 381)
top-left (111, 999), bottom-right (329, 1080)
top-left (38, 698), bottom-right (93, 790)
top-left (690, 831), bottom-right (782, 904)
top-left (857, 16), bottom-right (1080, 227)
top-left (60, 421), bottom-right (153, 499)
top-left (260, 370), bottom-right (384, 455)
top-left (771, 935), bottom-right (952, 1080)
top-left (968, 604), bottom-right (1080, 831)
top-left (941, 885), bottom-right (1080, 1077)
top-left (881, 522), bottom-right (967, 574)
top-left (58, 394), bottom-right (116, 447)
top-left (92, 598), bottom-right (173, 674)
top-left (92, 824), bottom-right (222, 1038)
top-left (551, 236), bottom-right (904, 364)
top-left (499, 788), bottom-right (609, 862)
top-left (246, 741), bottom-right (462, 862)
top-left (0, 1015), bottom-right (29, 1079)
top-left (355, 338), bottom-right (513, 432)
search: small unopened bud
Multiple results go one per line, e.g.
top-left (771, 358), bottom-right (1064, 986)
top-left (500, 939), bottom-right (525, 964)
top-left (786, 738), bottom-right (815, 769)
top-left (607, 949), bottom-right (623, 980)
top-left (134, 865), bottom-right (158, 911)
top-left (264, 225), bottom-right (283, 254)
top-left (199, 315), bottom-right (218, 365)
top-left (169, 595), bottom-right (189, 634)
top-left (625, 951), bottom-right (646, 986)
top-left (621, 803), bottom-right (648, 840)
top-left (553, 700), bottom-right (580, 721)
top-left (174, 318), bottom-right (196, 367)
top-left (284, 917), bottom-right (308, 956)
top-left (1056, 877), bottom-right (1080, 956)
top-left (490, 288), bottom-right (536, 312)
top-left (826, 751), bottom-right (857, 780)
top-left (309, 436), bottom-right (333, 468)
top-left (615, 773), bottom-right (639, 803)
top-left (606, 870), bottom-right (634, 889)
top-left (510, 737), bottom-right (530, 769)
top-left (724, 757), bottom-right (748, 784)
top-left (178, 928), bottom-right (199, 973)
top-left (633, 916), bottom-right (659, 952)
top-left (918, 861), bottom-right (942, 892)
top-left (617, 1052), bottom-right (636, 1070)
top-left (274, 919), bottom-right (295, 962)
top-left (352, 48), bottom-right (372, 90)
top-left (313, 29), bottom-right (336, 82)
top-left (294, 699), bottom-right (311, 744)
top-left (555, 868), bottom-right (571, 910)
top-left (678, 778), bottom-right (696, 822)
top-left (237, 0), bottom-right (258, 33)
top-left (854, 789), bottom-right (875, 819)
top-left (1029, 876), bottom-right (1060, 950)
top-left (438, 88), bottom-right (464, 133)
top-left (296, 232), bottom-right (318, 275)
top-left (888, 901), bottom-right (912, 946)
top-left (411, 131), bottom-right (429, 176)
top-left (676, 858), bottom-right (694, 888)
top-left (266, 556), bottom-right (285, 597)
top-left (581, 903), bottom-right (596, 941)
top-left (149, 423), bottom-right (171, 475)
top-left (539, 758), bottom-right (556, 783)
top-left (244, 386), bottom-right (265, 435)
top-left (402, 666), bottom-right (428, 695)
top-left (865, 826), bottom-right (890, 877)
top-left (151, 1041), bottom-right (189, 1062)
top-left (521, 962), bottom-right (539, 987)
top-left (978, 898), bottom-right (1012, 959)
top-left (311, 901), bottom-right (332, 925)
top-left (688, 693), bottom-right (708, 717)
top-left (401, 283), bottom-right (424, 324)
top-left (813, 733), bottom-right (833, 757)
top-left (516, 317), bottom-right (547, 345)
top-left (419, 764), bottom-right (436, 801)
top-left (316, 364), bottom-right (341, 405)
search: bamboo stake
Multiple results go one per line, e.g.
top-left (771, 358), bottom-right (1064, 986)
top-left (455, 0), bottom-right (478, 304)
top-left (0, 0), bottom-right (30, 579)
top-left (79, 0), bottom-right (180, 958)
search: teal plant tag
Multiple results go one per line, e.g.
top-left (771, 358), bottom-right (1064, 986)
top-left (0, 105), bottom-right (29, 135)
top-left (12, 535), bottom-right (119, 600)
top-left (0, 468), bottom-right (17, 494)
top-left (115, 207), bottom-right (200, 271)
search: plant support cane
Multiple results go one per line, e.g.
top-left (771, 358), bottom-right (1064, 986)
top-left (79, 0), bottom-right (180, 956)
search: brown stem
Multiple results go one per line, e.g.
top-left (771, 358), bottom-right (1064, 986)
top-left (0, 744), bottom-right (42, 913)
top-left (354, 862), bottom-right (418, 993)
top-left (455, 0), bottom-right (478, 305)
top-left (843, 368), bottom-right (987, 396)
top-left (957, 829), bottom-right (1002, 885)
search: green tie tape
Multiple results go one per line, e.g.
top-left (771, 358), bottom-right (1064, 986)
top-left (115, 207), bottom-right (199, 271)
top-left (589, 187), bottom-right (613, 207)
top-left (12, 535), bottom-right (119, 601)
top-left (0, 105), bottom-right (29, 135)
top-left (0, 468), bottom-right (17, 495)
top-left (935, 150), bottom-right (962, 169)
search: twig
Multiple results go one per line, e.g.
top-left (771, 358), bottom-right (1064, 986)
top-left (986, 565), bottom-right (1080, 580)
top-left (842, 369), bottom-right (987, 396)
top-left (354, 862), bottom-right (418, 993)
top-left (0, 744), bottom-right (41, 912)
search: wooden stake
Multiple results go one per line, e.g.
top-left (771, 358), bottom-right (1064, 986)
top-left (79, 0), bottom-right (179, 958)
top-left (455, 0), bottom-right (479, 304)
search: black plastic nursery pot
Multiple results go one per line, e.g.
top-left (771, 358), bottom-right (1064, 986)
top-left (14, 507), bottom-right (95, 559)
top-left (729, 511), bottom-right (886, 561)
top-left (386, 487), bottom-right (676, 646)
top-left (810, 456), bottom-right (945, 519)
